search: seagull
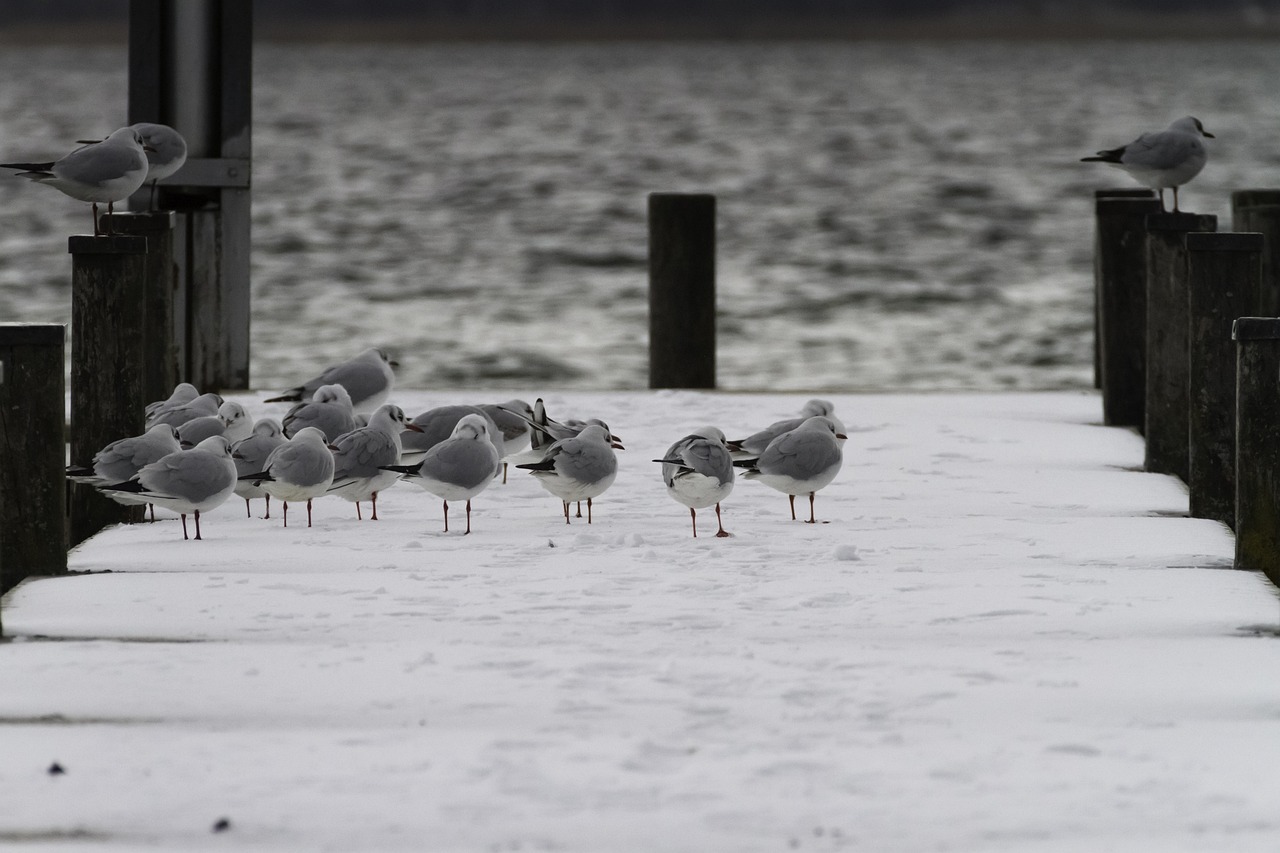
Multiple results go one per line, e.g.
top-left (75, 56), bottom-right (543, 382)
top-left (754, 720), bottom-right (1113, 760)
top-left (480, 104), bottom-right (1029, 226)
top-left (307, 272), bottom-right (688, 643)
top-left (177, 401), bottom-right (252, 447)
top-left (381, 414), bottom-right (502, 534)
top-left (239, 426), bottom-right (335, 528)
top-left (517, 423), bottom-right (623, 524)
top-left (1, 126), bottom-right (152, 236)
top-left (727, 399), bottom-right (846, 460)
top-left (264, 347), bottom-right (398, 414)
top-left (734, 416), bottom-right (846, 524)
top-left (129, 122), bottom-right (187, 210)
top-left (1081, 116), bottom-right (1213, 212)
top-left (66, 422), bottom-right (182, 520)
top-left (479, 399), bottom-right (534, 482)
top-left (100, 436), bottom-right (238, 540)
top-left (231, 418), bottom-right (286, 518)
top-left (145, 391), bottom-right (224, 430)
top-left (282, 383), bottom-right (357, 441)
top-left (328, 404), bottom-right (422, 520)
top-left (144, 382), bottom-right (200, 421)
top-left (655, 427), bottom-right (735, 538)
top-left (398, 404), bottom-right (504, 476)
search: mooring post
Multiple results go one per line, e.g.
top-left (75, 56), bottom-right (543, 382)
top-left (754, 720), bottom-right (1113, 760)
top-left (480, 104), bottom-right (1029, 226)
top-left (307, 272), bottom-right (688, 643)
top-left (1231, 190), bottom-right (1280, 316)
top-left (1096, 194), bottom-right (1163, 430)
top-left (1093, 189), bottom-right (1158, 389)
top-left (69, 235), bottom-right (149, 547)
top-left (1143, 211), bottom-right (1217, 479)
top-left (0, 324), bottom-right (67, 604)
top-left (1186, 233), bottom-right (1263, 528)
top-left (1233, 317), bottom-right (1280, 585)
top-left (110, 211), bottom-right (178, 405)
top-left (649, 192), bottom-right (716, 389)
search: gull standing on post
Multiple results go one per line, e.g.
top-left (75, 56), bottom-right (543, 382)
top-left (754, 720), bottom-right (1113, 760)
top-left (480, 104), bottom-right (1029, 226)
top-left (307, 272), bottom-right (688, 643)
top-left (328, 404), bottom-right (422, 520)
top-left (382, 414), bottom-right (502, 534)
top-left (1081, 116), bottom-right (1213, 212)
top-left (655, 427), bottom-right (735, 538)
top-left (517, 423), bottom-right (623, 525)
top-left (128, 122), bottom-right (187, 210)
top-left (264, 347), bottom-right (398, 414)
top-left (231, 418), bottom-right (286, 518)
top-left (734, 416), bottom-right (846, 524)
top-left (239, 426), bottom-right (335, 528)
top-left (1, 126), bottom-right (151, 236)
top-left (282, 383), bottom-right (357, 441)
top-left (99, 436), bottom-right (239, 540)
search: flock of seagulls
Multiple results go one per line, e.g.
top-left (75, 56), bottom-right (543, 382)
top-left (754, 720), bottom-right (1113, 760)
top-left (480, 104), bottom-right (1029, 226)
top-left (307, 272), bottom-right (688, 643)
top-left (68, 348), bottom-right (849, 541)
top-left (1, 122), bottom-right (187, 235)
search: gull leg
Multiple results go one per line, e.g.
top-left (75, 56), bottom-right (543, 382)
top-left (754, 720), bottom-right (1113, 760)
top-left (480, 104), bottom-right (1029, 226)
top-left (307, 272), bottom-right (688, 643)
top-left (587, 497), bottom-right (593, 524)
top-left (788, 494), bottom-right (797, 520)
top-left (715, 502), bottom-right (731, 538)
top-left (576, 501), bottom-right (583, 519)
top-left (371, 491), bottom-right (380, 521)
top-left (502, 462), bottom-right (508, 484)
top-left (465, 499), bottom-right (472, 535)
top-left (562, 501), bottom-right (570, 524)
top-left (105, 200), bottom-right (116, 235)
top-left (356, 501), bottom-right (363, 521)
top-left (443, 500), bottom-right (450, 533)
top-left (307, 498), bottom-right (314, 528)
top-left (1172, 186), bottom-right (1181, 213)
top-left (91, 202), bottom-right (101, 237)
top-left (194, 509), bottom-right (203, 540)
top-left (283, 501), bottom-right (290, 528)
top-left (180, 512), bottom-right (189, 540)
top-left (690, 506), bottom-right (698, 538)
top-left (806, 492), bottom-right (817, 524)
top-left (264, 495), bottom-right (271, 520)
top-left (148, 503), bottom-right (155, 522)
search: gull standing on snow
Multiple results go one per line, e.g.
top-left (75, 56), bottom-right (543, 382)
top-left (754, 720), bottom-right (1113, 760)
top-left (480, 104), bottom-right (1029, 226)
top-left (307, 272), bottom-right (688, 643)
top-left (328, 404), bottom-right (422, 520)
top-left (100, 436), bottom-right (238, 540)
top-left (264, 347), bottom-right (398, 414)
top-left (399, 404), bottom-right (505, 473)
top-left (67, 422), bottom-right (181, 520)
top-left (1, 126), bottom-right (151, 236)
top-left (382, 414), bottom-right (502, 534)
top-left (146, 391), bottom-right (223, 430)
top-left (144, 382), bottom-right (200, 421)
top-left (1081, 116), bottom-right (1213, 212)
top-left (727, 398), bottom-right (847, 460)
top-left (282, 383), bottom-right (357, 441)
top-left (479, 399), bottom-right (534, 482)
top-left (655, 427), bottom-right (735, 538)
top-left (177, 401), bottom-right (253, 447)
top-left (734, 416), bottom-right (846, 524)
top-left (240, 426), bottom-right (335, 528)
top-left (517, 423), bottom-right (623, 524)
top-left (231, 418), bottom-right (286, 518)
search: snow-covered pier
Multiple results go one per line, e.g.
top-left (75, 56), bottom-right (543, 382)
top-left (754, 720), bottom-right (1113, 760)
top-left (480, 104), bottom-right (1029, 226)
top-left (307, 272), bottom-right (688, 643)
top-left (2, 389), bottom-right (1279, 851)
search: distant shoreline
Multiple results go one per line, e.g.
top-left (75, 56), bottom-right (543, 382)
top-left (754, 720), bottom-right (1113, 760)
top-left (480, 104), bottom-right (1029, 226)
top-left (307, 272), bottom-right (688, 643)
top-left (1, 13), bottom-right (1277, 44)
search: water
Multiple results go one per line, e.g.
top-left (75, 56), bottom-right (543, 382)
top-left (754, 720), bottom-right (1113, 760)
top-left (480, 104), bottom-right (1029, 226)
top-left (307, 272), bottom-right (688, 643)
top-left (2, 40), bottom-right (1278, 393)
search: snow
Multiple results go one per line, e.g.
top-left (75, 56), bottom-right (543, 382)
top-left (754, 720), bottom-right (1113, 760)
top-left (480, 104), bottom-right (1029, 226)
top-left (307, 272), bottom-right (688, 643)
top-left (3, 389), bottom-right (1280, 852)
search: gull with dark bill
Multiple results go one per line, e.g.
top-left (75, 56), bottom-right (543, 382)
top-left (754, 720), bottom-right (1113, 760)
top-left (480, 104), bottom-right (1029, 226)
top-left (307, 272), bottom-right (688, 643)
top-left (128, 122), bottom-right (187, 210)
top-left (100, 436), bottom-right (238, 540)
top-left (1, 126), bottom-right (152, 236)
top-left (734, 416), bottom-right (846, 524)
top-left (517, 424), bottom-right (623, 525)
top-left (1081, 116), bottom-right (1213, 212)
top-left (264, 347), bottom-right (398, 414)
top-left (382, 414), bottom-right (501, 534)
top-left (655, 427), bottom-right (735, 538)
top-left (327, 404), bottom-right (421, 520)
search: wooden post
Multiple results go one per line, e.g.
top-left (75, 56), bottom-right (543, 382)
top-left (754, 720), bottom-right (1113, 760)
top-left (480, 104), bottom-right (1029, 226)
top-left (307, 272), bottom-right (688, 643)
top-left (1231, 190), bottom-right (1280, 316)
top-left (0, 324), bottom-right (67, 603)
top-left (649, 193), bottom-right (716, 389)
top-left (111, 211), bottom-right (178, 404)
top-left (1093, 189), bottom-right (1158, 389)
top-left (69, 235), bottom-right (149, 546)
top-left (1096, 195), bottom-right (1163, 430)
top-left (1186, 233), bottom-right (1263, 527)
top-left (1233, 317), bottom-right (1280, 586)
top-left (1144, 212), bottom-right (1216, 479)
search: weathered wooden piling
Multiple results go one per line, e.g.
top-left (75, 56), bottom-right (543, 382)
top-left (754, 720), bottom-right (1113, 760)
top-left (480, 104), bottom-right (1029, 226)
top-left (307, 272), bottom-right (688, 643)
top-left (1186, 233), bottom-right (1263, 527)
top-left (111, 211), bottom-right (178, 405)
top-left (1143, 212), bottom-right (1217, 479)
top-left (1233, 317), bottom-right (1280, 585)
top-left (1231, 190), bottom-right (1280, 316)
top-left (1095, 195), bottom-right (1163, 430)
top-left (649, 192), bottom-right (716, 389)
top-left (1093, 189), bottom-right (1158, 390)
top-left (0, 324), bottom-right (67, 604)
top-left (69, 235), bottom-right (149, 546)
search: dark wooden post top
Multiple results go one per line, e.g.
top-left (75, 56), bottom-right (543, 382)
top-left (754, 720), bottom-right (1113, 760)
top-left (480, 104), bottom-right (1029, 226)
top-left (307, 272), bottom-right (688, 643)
top-left (1233, 317), bottom-right (1280, 341)
top-left (67, 235), bottom-right (149, 255)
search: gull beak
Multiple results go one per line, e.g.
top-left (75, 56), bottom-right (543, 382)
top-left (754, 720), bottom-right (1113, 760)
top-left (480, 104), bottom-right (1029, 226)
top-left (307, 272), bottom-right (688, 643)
top-left (611, 439), bottom-right (625, 450)
top-left (836, 433), bottom-right (848, 440)
top-left (403, 422), bottom-right (425, 433)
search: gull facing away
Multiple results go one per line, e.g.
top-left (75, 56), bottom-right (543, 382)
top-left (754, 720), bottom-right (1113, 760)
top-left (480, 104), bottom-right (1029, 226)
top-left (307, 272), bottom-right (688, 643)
top-left (655, 427), bottom-right (735, 538)
top-left (727, 398), bottom-right (846, 460)
top-left (67, 423), bottom-right (181, 520)
top-left (282, 383), bottom-right (357, 441)
top-left (146, 391), bottom-right (224, 430)
top-left (734, 415), bottom-right (846, 524)
top-left (328, 404), bottom-right (422, 520)
top-left (130, 122), bottom-right (187, 210)
top-left (144, 382), bottom-right (200, 421)
top-left (231, 418), bottom-right (286, 518)
top-left (99, 436), bottom-right (238, 540)
top-left (239, 426), bottom-right (335, 528)
top-left (517, 423), bottom-right (623, 525)
top-left (264, 347), bottom-right (398, 414)
top-left (382, 414), bottom-right (502, 534)
top-left (479, 399), bottom-right (534, 482)
top-left (399, 404), bottom-right (505, 474)
top-left (1081, 116), bottom-right (1213, 212)
top-left (1, 126), bottom-right (151, 236)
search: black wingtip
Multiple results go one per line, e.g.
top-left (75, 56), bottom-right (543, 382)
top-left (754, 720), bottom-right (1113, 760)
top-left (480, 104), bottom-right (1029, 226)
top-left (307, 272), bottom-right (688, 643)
top-left (263, 390), bottom-right (303, 403)
top-left (516, 459), bottom-right (555, 472)
top-left (378, 463), bottom-right (422, 475)
top-left (103, 479), bottom-right (146, 493)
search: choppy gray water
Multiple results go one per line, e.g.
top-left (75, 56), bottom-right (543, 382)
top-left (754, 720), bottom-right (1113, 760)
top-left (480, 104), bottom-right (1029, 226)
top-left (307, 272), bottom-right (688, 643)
top-left (2, 40), bottom-right (1278, 392)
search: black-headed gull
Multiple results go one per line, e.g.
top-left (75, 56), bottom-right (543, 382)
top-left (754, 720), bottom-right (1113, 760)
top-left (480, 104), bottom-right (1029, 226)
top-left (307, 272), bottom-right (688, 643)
top-left (130, 122), bottom-right (187, 209)
top-left (240, 426), bottom-right (335, 528)
top-left (399, 404), bottom-right (505, 473)
top-left (1081, 116), bottom-right (1213, 212)
top-left (67, 422), bottom-right (182, 520)
top-left (734, 416), bottom-right (846, 524)
top-left (727, 399), bottom-right (846, 460)
top-left (100, 435), bottom-right (238, 540)
top-left (264, 347), bottom-right (398, 414)
top-left (1, 126), bottom-right (152, 236)
top-left (177, 401), bottom-right (252, 448)
top-left (145, 391), bottom-right (224, 430)
top-left (328, 404), bottom-right (422, 520)
top-left (382, 413), bottom-right (502, 534)
top-left (282, 383), bottom-right (357, 441)
top-left (655, 427), bottom-right (735, 538)
top-left (517, 423), bottom-right (623, 524)
top-left (231, 418), bottom-right (286, 518)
